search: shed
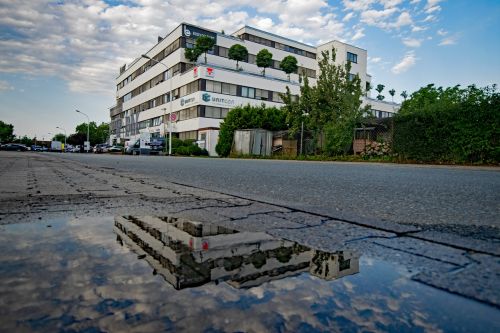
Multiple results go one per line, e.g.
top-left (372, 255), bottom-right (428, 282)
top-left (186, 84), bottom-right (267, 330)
top-left (232, 129), bottom-right (273, 156)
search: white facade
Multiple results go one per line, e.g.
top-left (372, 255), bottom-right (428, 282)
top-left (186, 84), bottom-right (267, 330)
top-left (110, 23), bottom-right (398, 155)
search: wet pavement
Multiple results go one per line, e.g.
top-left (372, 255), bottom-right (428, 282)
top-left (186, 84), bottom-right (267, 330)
top-left (1, 216), bottom-right (499, 333)
top-left (1, 152), bottom-right (499, 332)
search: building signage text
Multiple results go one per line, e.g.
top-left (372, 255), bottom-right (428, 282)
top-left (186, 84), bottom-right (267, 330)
top-left (202, 93), bottom-right (235, 107)
top-left (182, 24), bottom-right (217, 42)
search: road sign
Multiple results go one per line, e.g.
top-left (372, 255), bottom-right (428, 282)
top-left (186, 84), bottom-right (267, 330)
top-left (170, 113), bottom-right (177, 122)
top-left (84, 141), bottom-right (90, 151)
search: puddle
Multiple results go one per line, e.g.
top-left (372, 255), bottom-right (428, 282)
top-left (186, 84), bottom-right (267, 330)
top-left (0, 216), bottom-right (498, 333)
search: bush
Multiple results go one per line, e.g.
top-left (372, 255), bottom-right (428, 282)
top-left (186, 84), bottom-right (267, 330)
top-left (172, 139), bottom-right (209, 156)
top-left (393, 84), bottom-right (500, 163)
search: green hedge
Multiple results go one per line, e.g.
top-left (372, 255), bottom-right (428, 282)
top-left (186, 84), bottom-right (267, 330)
top-left (393, 84), bottom-right (500, 163)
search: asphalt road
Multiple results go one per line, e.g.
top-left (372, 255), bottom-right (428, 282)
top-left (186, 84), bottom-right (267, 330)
top-left (56, 153), bottom-right (500, 232)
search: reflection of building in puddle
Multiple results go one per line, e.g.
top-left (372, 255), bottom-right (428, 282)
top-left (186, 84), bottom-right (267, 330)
top-left (114, 216), bottom-right (360, 290)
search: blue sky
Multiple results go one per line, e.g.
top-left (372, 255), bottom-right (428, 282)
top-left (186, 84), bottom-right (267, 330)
top-left (0, 0), bottom-right (498, 138)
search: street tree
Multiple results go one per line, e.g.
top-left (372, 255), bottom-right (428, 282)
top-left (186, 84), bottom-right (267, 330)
top-left (256, 49), bottom-right (273, 76)
top-left (0, 120), bottom-right (14, 143)
top-left (365, 82), bottom-right (372, 96)
top-left (75, 122), bottom-right (109, 145)
top-left (376, 84), bottom-right (385, 100)
top-left (228, 44), bottom-right (248, 70)
top-left (184, 47), bottom-right (202, 63)
top-left (389, 88), bottom-right (396, 102)
top-left (279, 55), bottom-right (298, 81)
top-left (195, 35), bottom-right (215, 64)
top-left (400, 90), bottom-right (408, 100)
top-left (52, 133), bottom-right (66, 142)
top-left (282, 48), bottom-right (367, 155)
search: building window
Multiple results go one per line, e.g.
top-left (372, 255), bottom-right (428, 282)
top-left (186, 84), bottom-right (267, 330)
top-left (179, 130), bottom-right (198, 140)
top-left (347, 52), bottom-right (358, 63)
top-left (219, 46), bottom-right (229, 58)
top-left (205, 106), bottom-right (221, 118)
top-left (348, 73), bottom-right (357, 81)
top-left (241, 86), bottom-right (255, 99)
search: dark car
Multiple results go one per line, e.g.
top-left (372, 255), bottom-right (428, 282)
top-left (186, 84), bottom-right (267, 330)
top-left (149, 138), bottom-right (165, 155)
top-left (1, 143), bottom-right (29, 151)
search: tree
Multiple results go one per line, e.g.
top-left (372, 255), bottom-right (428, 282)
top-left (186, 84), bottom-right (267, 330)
top-left (282, 48), bottom-right (367, 155)
top-left (256, 49), bottom-right (273, 76)
top-left (400, 90), bottom-right (408, 101)
top-left (75, 121), bottom-right (109, 145)
top-left (195, 35), bottom-right (216, 64)
top-left (376, 84), bottom-right (385, 101)
top-left (228, 44), bottom-right (248, 70)
top-left (215, 104), bottom-right (287, 157)
top-left (67, 132), bottom-right (86, 146)
top-left (0, 120), bottom-right (14, 143)
top-left (365, 82), bottom-right (372, 97)
top-left (389, 88), bottom-right (396, 102)
top-left (184, 47), bottom-right (202, 63)
top-left (52, 133), bottom-right (66, 142)
top-left (279, 55), bottom-right (298, 81)
top-left (281, 75), bottom-right (314, 136)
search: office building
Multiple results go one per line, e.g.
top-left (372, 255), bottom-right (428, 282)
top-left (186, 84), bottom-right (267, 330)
top-left (110, 23), bottom-right (398, 155)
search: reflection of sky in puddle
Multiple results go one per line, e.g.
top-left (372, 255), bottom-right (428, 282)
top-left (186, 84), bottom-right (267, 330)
top-left (0, 217), bottom-right (498, 333)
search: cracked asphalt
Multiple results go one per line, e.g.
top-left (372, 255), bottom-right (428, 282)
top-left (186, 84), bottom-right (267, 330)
top-left (0, 151), bottom-right (499, 309)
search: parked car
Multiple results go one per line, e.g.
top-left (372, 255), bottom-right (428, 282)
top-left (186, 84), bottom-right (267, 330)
top-left (0, 143), bottom-right (29, 151)
top-left (94, 144), bottom-right (110, 153)
top-left (149, 138), bottom-right (165, 155)
top-left (108, 145), bottom-right (123, 153)
top-left (31, 145), bottom-right (44, 151)
top-left (124, 139), bottom-right (151, 155)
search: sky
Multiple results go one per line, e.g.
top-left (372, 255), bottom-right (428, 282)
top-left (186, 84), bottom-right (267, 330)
top-left (0, 0), bottom-right (499, 138)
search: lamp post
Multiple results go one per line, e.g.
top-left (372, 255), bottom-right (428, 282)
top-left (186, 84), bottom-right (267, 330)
top-left (142, 54), bottom-right (173, 156)
top-left (56, 126), bottom-right (67, 152)
top-left (300, 112), bottom-right (310, 156)
top-left (75, 109), bottom-right (90, 152)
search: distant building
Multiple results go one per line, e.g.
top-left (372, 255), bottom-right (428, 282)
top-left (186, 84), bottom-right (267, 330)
top-left (110, 23), bottom-right (398, 155)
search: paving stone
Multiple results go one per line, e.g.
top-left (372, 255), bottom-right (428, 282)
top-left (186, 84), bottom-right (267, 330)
top-left (371, 237), bottom-right (471, 266)
top-left (204, 202), bottom-right (290, 219)
top-left (410, 230), bottom-right (500, 256)
top-left (214, 213), bottom-right (304, 232)
top-left (412, 253), bottom-right (500, 307)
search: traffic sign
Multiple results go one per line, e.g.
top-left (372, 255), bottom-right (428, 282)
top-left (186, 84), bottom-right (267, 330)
top-left (170, 113), bottom-right (177, 122)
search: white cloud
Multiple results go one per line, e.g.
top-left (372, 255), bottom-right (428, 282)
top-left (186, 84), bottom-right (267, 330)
top-left (412, 26), bottom-right (427, 32)
top-left (402, 38), bottom-right (422, 47)
top-left (351, 28), bottom-right (365, 40)
top-left (360, 8), bottom-right (398, 27)
top-left (423, 14), bottom-right (436, 22)
top-left (426, 5), bottom-right (441, 13)
top-left (342, 0), bottom-right (376, 12)
top-left (343, 12), bottom-right (355, 22)
top-left (380, 0), bottom-right (403, 8)
top-left (439, 35), bottom-right (458, 46)
top-left (391, 11), bottom-right (413, 28)
top-left (392, 51), bottom-right (417, 74)
top-left (437, 28), bottom-right (448, 36)
top-left (369, 56), bottom-right (382, 63)
top-left (0, 80), bottom-right (14, 91)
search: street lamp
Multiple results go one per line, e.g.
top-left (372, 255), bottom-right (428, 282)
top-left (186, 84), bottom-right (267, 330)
top-left (56, 126), bottom-right (67, 152)
top-left (142, 54), bottom-right (174, 156)
top-left (75, 109), bottom-right (90, 152)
